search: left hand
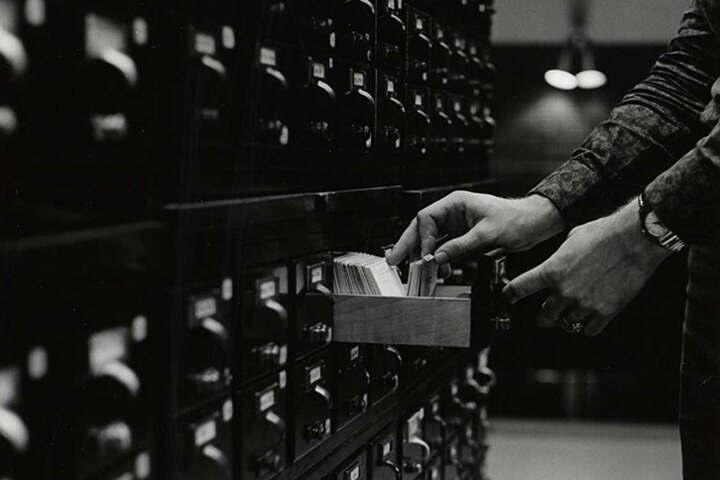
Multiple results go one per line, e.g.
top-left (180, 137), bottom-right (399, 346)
top-left (502, 200), bottom-right (672, 336)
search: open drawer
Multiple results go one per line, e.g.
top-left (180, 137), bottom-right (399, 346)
top-left (332, 285), bottom-right (476, 348)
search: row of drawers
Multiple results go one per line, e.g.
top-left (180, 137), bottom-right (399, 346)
top-left (0, 320), bottom-right (493, 480)
top-left (169, 346), bottom-right (495, 480)
top-left (1, 0), bottom-right (495, 231)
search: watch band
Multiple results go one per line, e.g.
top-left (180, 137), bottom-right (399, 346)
top-left (638, 193), bottom-right (687, 253)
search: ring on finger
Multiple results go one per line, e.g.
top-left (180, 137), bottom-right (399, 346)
top-left (560, 314), bottom-right (585, 334)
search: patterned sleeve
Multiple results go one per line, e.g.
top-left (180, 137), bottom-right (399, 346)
top-left (529, 1), bottom-right (720, 235)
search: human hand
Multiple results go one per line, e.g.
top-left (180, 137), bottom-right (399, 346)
top-left (386, 192), bottom-right (565, 266)
top-left (503, 200), bottom-right (672, 336)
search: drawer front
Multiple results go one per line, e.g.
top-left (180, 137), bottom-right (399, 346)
top-left (177, 399), bottom-right (234, 480)
top-left (367, 345), bottom-right (402, 405)
top-left (237, 371), bottom-right (288, 480)
top-left (239, 266), bottom-right (290, 384)
top-left (369, 425), bottom-right (401, 480)
top-left (292, 351), bottom-right (333, 460)
top-left (333, 345), bottom-right (370, 429)
top-left (181, 285), bottom-right (234, 407)
top-left (331, 449), bottom-right (368, 480)
top-left (400, 407), bottom-right (430, 479)
top-left (292, 255), bottom-right (334, 359)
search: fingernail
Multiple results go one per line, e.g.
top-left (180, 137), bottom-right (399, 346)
top-left (434, 250), bottom-right (449, 265)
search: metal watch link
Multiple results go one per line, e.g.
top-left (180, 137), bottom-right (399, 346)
top-left (638, 193), bottom-right (687, 253)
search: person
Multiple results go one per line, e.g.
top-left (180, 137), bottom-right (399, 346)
top-left (387, 1), bottom-right (720, 478)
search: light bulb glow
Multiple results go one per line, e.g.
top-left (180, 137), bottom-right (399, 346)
top-left (576, 69), bottom-right (607, 89)
top-left (544, 69), bottom-right (578, 90)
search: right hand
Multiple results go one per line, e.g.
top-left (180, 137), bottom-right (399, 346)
top-left (386, 192), bottom-right (566, 266)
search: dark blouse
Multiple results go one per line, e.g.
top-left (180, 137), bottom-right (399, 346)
top-left (530, 0), bottom-right (720, 245)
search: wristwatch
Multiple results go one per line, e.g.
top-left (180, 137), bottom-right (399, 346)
top-left (638, 193), bottom-right (687, 253)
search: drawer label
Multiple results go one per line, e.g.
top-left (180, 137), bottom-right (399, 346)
top-left (194, 419), bottom-right (217, 446)
top-left (386, 79), bottom-right (395, 93)
top-left (308, 364), bottom-right (323, 385)
top-left (407, 408), bottom-right (424, 437)
top-left (353, 71), bottom-right (365, 88)
top-left (195, 32), bottom-right (216, 55)
top-left (350, 346), bottom-right (360, 362)
top-left (312, 62), bottom-right (326, 79)
top-left (310, 265), bottom-right (324, 284)
top-left (259, 387), bottom-right (276, 411)
top-left (382, 439), bottom-right (392, 458)
top-left (194, 297), bottom-right (216, 319)
top-left (279, 370), bottom-right (287, 389)
top-left (414, 94), bottom-right (423, 107)
top-left (259, 279), bottom-right (277, 300)
top-left (89, 326), bottom-right (128, 372)
top-left (259, 46), bottom-right (277, 67)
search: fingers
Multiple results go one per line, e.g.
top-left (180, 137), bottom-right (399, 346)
top-left (388, 192), bottom-right (468, 264)
top-left (503, 263), bottom-right (549, 304)
top-left (416, 209), bottom-right (442, 257)
top-left (438, 263), bottom-right (452, 280)
top-left (434, 223), bottom-right (498, 265)
top-left (537, 295), bottom-right (571, 328)
top-left (387, 219), bottom-right (418, 265)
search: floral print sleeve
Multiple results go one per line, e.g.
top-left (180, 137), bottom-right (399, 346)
top-left (529, 1), bottom-right (720, 245)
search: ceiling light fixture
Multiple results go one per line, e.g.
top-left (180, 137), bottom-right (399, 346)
top-left (545, 0), bottom-right (606, 91)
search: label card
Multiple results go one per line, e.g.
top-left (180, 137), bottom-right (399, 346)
top-left (382, 439), bottom-right (392, 458)
top-left (308, 364), bottom-right (323, 385)
top-left (194, 297), bottom-right (217, 319)
top-left (89, 326), bottom-right (128, 372)
top-left (352, 71), bottom-right (365, 88)
top-left (258, 278), bottom-right (277, 300)
top-left (194, 419), bottom-right (217, 446)
top-left (259, 387), bottom-right (276, 411)
top-left (312, 62), bottom-right (326, 79)
top-left (195, 32), bottom-right (216, 55)
top-left (259, 46), bottom-right (277, 67)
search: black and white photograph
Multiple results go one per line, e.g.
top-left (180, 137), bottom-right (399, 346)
top-left (1, 0), bottom-right (718, 479)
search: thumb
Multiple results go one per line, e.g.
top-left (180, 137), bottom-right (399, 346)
top-left (434, 224), bottom-right (497, 264)
top-left (503, 265), bottom-right (549, 304)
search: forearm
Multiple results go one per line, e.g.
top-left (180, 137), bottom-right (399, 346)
top-left (644, 123), bottom-right (720, 245)
top-left (531, 2), bottom-right (720, 227)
